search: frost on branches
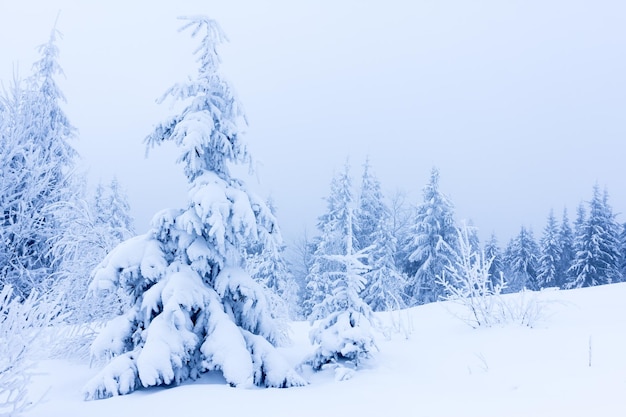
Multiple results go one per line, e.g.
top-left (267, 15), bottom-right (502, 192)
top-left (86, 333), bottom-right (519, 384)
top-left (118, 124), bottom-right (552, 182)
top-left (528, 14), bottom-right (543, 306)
top-left (0, 286), bottom-right (64, 416)
top-left (438, 225), bottom-right (547, 329)
top-left (0, 27), bottom-right (78, 298)
top-left (84, 17), bottom-right (305, 400)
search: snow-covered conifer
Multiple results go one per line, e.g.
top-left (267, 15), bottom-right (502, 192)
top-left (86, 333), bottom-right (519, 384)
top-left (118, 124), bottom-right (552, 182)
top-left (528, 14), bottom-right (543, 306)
top-left (354, 157), bottom-right (383, 252)
top-left (484, 233), bottom-right (504, 287)
top-left (308, 211), bottom-right (377, 369)
top-left (97, 177), bottom-right (135, 242)
top-left (465, 219), bottom-right (481, 254)
top-left (503, 227), bottom-right (540, 292)
top-left (362, 216), bottom-right (406, 312)
top-left (573, 203), bottom-right (586, 237)
top-left (84, 17), bottom-right (305, 399)
top-left (0, 27), bottom-right (78, 297)
top-left (352, 159), bottom-right (405, 311)
top-left (567, 185), bottom-right (622, 288)
top-left (388, 190), bottom-right (412, 270)
top-left (601, 189), bottom-right (623, 283)
top-left (557, 208), bottom-right (575, 288)
top-left (303, 161), bottom-right (354, 318)
top-left (246, 199), bottom-right (299, 319)
top-left (536, 210), bottom-right (561, 289)
top-left (402, 168), bottom-right (457, 305)
top-left (287, 232), bottom-right (316, 319)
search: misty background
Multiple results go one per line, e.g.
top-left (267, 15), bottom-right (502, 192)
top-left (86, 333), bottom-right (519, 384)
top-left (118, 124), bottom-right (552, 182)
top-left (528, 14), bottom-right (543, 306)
top-left (2, 0), bottom-right (625, 244)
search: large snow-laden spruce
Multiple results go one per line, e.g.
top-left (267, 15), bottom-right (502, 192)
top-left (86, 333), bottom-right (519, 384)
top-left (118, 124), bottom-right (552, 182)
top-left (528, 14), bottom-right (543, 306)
top-left (84, 17), bottom-right (305, 400)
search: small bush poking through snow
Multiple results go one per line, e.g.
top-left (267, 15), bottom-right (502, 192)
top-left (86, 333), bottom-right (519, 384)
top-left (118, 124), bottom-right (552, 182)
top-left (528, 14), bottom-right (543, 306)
top-left (437, 225), bottom-right (548, 328)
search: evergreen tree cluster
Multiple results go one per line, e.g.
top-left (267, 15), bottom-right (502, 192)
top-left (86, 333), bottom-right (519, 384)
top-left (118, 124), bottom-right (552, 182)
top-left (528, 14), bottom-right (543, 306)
top-left (485, 184), bottom-right (625, 292)
top-left (301, 164), bottom-right (465, 310)
top-left (300, 166), bottom-right (626, 317)
top-left (303, 159), bottom-right (407, 321)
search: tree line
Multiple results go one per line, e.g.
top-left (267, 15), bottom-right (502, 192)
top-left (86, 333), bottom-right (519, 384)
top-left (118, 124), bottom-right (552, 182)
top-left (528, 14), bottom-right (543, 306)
top-left (289, 162), bottom-right (625, 317)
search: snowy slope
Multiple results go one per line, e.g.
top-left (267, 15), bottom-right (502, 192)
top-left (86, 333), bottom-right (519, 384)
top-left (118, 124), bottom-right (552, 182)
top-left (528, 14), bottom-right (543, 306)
top-left (24, 284), bottom-right (626, 417)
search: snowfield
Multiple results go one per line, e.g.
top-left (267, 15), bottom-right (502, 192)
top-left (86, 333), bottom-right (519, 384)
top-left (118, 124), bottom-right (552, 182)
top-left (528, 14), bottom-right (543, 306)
top-left (24, 283), bottom-right (626, 417)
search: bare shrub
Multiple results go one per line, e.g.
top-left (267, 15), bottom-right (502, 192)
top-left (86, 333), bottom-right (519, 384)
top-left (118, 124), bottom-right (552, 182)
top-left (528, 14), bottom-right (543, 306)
top-left (437, 225), bottom-right (548, 328)
top-left (0, 286), bottom-right (64, 416)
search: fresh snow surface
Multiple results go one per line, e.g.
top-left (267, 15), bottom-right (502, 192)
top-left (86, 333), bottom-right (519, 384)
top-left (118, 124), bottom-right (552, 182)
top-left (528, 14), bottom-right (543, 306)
top-left (23, 284), bottom-right (626, 417)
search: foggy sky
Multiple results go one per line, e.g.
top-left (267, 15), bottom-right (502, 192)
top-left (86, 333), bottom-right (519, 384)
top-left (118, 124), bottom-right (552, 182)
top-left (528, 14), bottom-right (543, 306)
top-left (2, 0), bottom-right (625, 245)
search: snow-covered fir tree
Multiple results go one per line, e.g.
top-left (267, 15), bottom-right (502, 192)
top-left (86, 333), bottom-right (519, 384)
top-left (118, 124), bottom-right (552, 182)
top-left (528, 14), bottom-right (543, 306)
top-left (573, 203), bottom-right (586, 237)
top-left (287, 231), bottom-right (317, 319)
top-left (567, 185), bottom-right (622, 288)
top-left (246, 199), bottom-right (299, 319)
top-left (402, 168), bottom-right (457, 305)
top-left (0, 27), bottom-right (78, 297)
top-left (536, 210), bottom-right (561, 289)
top-left (465, 219), bottom-right (482, 254)
top-left (564, 203), bottom-right (587, 287)
top-left (503, 226), bottom-right (540, 292)
top-left (362, 217), bottom-right (406, 312)
top-left (303, 161), bottom-right (355, 318)
top-left (308, 210), bottom-right (377, 370)
top-left (601, 189), bottom-right (623, 283)
top-left (484, 233), bottom-right (504, 287)
top-left (94, 177), bottom-right (135, 242)
top-left (557, 208), bottom-right (575, 289)
top-left (388, 190), bottom-right (413, 270)
top-left (354, 160), bottom-right (405, 311)
top-left (84, 17), bottom-right (305, 399)
top-left (354, 157), bottom-right (383, 252)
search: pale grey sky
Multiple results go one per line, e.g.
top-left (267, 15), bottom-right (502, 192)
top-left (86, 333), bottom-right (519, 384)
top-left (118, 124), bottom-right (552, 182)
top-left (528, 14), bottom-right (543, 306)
top-left (2, 1), bottom-right (625, 245)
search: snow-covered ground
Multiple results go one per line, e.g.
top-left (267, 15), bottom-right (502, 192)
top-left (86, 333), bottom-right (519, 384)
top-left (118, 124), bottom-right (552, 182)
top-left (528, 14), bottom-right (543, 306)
top-left (23, 284), bottom-right (626, 417)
